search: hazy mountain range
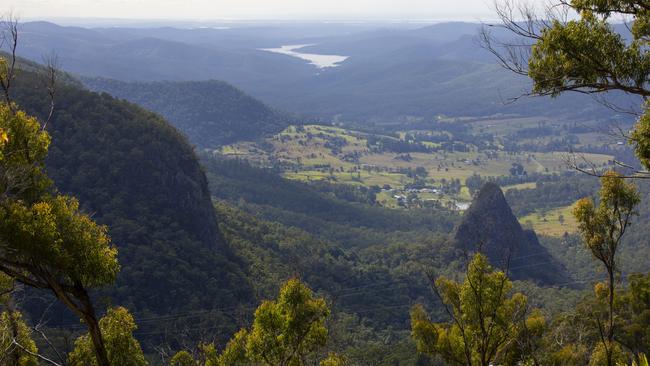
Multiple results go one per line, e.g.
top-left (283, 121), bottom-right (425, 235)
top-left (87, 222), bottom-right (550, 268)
top-left (17, 21), bottom-right (638, 123)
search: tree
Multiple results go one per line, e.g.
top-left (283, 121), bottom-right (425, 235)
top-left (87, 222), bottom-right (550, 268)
top-left (170, 351), bottom-right (196, 366)
top-left (0, 274), bottom-right (38, 366)
top-left (616, 273), bottom-right (650, 361)
top-left (574, 170), bottom-right (640, 365)
top-left (0, 310), bottom-right (39, 366)
top-left (410, 253), bottom-right (535, 366)
top-left (509, 162), bottom-right (525, 177)
top-left (172, 278), bottom-right (332, 366)
top-left (214, 329), bottom-right (249, 366)
top-left (0, 57), bottom-right (119, 364)
top-left (481, 0), bottom-right (650, 176)
top-left (245, 278), bottom-right (330, 366)
top-left (0, 273), bottom-right (38, 366)
top-left (483, 2), bottom-right (648, 363)
top-left (466, 174), bottom-right (484, 195)
top-left (319, 353), bottom-right (348, 366)
top-left (0, 18), bottom-right (124, 364)
top-left (68, 307), bottom-right (147, 366)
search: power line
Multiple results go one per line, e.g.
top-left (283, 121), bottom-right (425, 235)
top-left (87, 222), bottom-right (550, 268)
top-left (44, 258), bottom-right (599, 330)
top-left (44, 280), bottom-right (412, 329)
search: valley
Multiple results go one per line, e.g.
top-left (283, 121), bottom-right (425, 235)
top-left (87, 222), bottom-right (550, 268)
top-left (217, 121), bottom-right (616, 235)
top-left (0, 11), bottom-right (649, 366)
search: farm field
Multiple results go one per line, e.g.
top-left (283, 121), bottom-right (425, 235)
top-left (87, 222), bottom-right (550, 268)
top-left (502, 182), bottom-right (537, 191)
top-left (219, 124), bottom-right (615, 210)
top-left (519, 203), bottom-right (578, 237)
top-left (468, 116), bottom-right (628, 149)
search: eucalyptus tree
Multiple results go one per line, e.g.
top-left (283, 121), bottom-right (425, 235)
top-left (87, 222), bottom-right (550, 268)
top-left (68, 307), bottom-right (147, 366)
top-left (574, 170), bottom-right (640, 365)
top-left (410, 253), bottom-right (539, 366)
top-left (0, 18), bottom-right (120, 365)
top-left (482, 0), bottom-right (650, 176)
top-left (172, 278), bottom-right (335, 366)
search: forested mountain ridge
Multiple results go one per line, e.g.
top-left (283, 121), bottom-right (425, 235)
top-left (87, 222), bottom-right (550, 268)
top-left (83, 77), bottom-right (297, 147)
top-left (11, 70), bottom-right (253, 319)
top-left (204, 157), bottom-right (461, 343)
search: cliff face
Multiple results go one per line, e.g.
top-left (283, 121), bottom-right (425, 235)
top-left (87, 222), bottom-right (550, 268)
top-left (453, 182), bottom-right (567, 284)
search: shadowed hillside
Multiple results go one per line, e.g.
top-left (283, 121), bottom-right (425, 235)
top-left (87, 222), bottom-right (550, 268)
top-left (12, 70), bottom-right (252, 321)
top-left (83, 77), bottom-right (296, 148)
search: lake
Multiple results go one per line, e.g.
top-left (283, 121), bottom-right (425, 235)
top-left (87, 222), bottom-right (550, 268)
top-left (260, 44), bottom-right (348, 69)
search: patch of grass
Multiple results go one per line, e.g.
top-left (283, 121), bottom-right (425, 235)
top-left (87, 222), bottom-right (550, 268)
top-left (519, 203), bottom-right (577, 237)
top-left (503, 182), bottom-right (537, 191)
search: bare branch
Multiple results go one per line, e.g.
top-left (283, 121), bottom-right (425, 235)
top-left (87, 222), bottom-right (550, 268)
top-left (41, 53), bottom-right (59, 130)
top-left (33, 325), bottom-right (68, 366)
top-left (565, 150), bottom-right (650, 179)
top-left (12, 339), bottom-right (62, 366)
top-left (591, 94), bottom-right (643, 117)
top-left (0, 12), bottom-right (19, 109)
top-left (32, 300), bottom-right (68, 366)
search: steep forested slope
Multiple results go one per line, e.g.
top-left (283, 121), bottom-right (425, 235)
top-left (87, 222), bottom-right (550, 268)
top-left (12, 71), bottom-right (252, 319)
top-left (83, 78), bottom-right (296, 148)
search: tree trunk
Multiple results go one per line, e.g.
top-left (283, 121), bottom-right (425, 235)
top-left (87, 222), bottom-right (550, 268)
top-left (83, 312), bottom-right (110, 366)
top-left (608, 268), bottom-right (615, 343)
top-left (606, 267), bottom-right (615, 366)
top-left (49, 280), bottom-right (110, 366)
top-left (77, 288), bottom-right (111, 366)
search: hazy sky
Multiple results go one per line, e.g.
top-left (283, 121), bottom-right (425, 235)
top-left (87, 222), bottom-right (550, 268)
top-left (4, 0), bottom-right (494, 21)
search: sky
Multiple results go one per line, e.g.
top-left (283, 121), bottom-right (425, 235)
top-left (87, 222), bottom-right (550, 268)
top-left (2, 0), bottom-right (494, 22)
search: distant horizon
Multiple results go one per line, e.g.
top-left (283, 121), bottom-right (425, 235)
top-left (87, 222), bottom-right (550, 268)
top-left (6, 0), bottom-right (496, 25)
top-left (20, 16), bottom-right (497, 28)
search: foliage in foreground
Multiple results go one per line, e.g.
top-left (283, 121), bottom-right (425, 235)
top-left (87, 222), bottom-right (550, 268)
top-left (524, 0), bottom-right (650, 172)
top-left (0, 54), bottom-right (146, 365)
top-left (573, 171), bottom-right (640, 366)
top-left (172, 278), bottom-right (343, 366)
top-left (0, 274), bottom-right (38, 366)
top-left (68, 306), bottom-right (147, 366)
top-left (412, 171), bottom-right (649, 366)
top-left (410, 253), bottom-right (539, 366)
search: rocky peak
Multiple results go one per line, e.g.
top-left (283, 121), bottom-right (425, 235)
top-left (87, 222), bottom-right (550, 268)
top-left (453, 182), bottom-right (567, 284)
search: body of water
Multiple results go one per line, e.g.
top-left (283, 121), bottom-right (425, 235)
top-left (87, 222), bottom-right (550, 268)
top-left (260, 44), bottom-right (348, 68)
